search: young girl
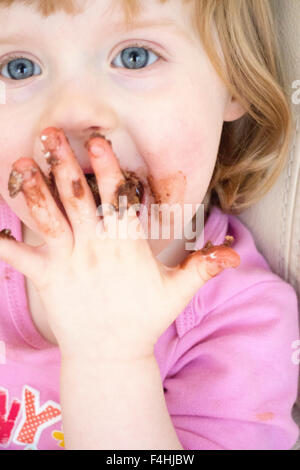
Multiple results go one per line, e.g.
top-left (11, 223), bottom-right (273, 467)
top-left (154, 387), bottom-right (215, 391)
top-left (0, 0), bottom-right (298, 450)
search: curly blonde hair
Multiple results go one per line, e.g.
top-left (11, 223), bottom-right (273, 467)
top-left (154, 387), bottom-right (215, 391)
top-left (0, 0), bottom-right (293, 215)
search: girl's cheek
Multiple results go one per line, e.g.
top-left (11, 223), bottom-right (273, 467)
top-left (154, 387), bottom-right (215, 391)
top-left (0, 79), bottom-right (45, 105)
top-left (0, 131), bottom-right (41, 198)
top-left (147, 171), bottom-right (187, 208)
top-left (136, 122), bottom-right (212, 190)
top-left (110, 66), bottom-right (172, 94)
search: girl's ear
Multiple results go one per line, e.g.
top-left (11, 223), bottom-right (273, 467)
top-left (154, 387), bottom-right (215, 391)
top-left (223, 94), bottom-right (247, 122)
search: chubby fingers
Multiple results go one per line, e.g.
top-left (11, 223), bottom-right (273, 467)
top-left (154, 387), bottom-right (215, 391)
top-left (184, 238), bottom-right (241, 280)
top-left (162, 236), bottom-right (241, 314)
top-left (0, 227), bottom-right (47, 285)
top-left (40, 127), bottom-right (101, 239)
top-left (8, 157), bottom-right (74, 257)
top-left (86, 136), bottom-right (140, 232)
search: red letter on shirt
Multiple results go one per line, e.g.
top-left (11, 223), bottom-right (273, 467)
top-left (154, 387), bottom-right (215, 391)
top-left (0, 388), bottom-right (21, 446)
top-left (14, 386), bottom-right (61, 446)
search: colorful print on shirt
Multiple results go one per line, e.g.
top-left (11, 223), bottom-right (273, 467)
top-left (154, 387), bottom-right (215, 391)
top-left (0, 385), bottom-right (62, 449)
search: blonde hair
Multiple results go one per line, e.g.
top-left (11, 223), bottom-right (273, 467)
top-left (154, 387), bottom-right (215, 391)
top-left (0, 0), bottom-right (293, 215)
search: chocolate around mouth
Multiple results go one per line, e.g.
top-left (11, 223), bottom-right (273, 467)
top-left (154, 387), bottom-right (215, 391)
top-left (8, 165), bottom-right (145, 214)
top-left (45, 170), bottom-right (145, 211)
top-left (114, 170), bottom-right (144, 209)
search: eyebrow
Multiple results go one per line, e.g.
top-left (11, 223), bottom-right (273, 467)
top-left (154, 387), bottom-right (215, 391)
top-left (115, 19), bottom-right (177, 31)
top-left (114, 19), bottom-right (194, 42)
top-left (0, 33), bottom-right (31, 45)
top-left (0, 19), bottom-right (194, 46)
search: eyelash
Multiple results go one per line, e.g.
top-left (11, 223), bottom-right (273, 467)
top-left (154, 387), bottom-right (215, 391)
top-left (0, 53), bottom-right (40, 80)
top-left (0, 54), bottom-right (24, 68)
top-left (113, 42), bottom-right (163, 69)
top-left (0, 44), bottom-right (164, 80)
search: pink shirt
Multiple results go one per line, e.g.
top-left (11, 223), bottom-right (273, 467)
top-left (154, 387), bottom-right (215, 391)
top-left (0, 198), bottom-right (299, 450)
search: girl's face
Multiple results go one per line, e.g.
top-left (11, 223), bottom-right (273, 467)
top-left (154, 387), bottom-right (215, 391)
top-left (0, 0), bottom-right (245, 256)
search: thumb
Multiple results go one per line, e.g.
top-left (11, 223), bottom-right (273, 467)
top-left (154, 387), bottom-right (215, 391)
top-left (0, 228), bottom-right (45, 283)
top-left (166, 237), bottom-right (241, 311)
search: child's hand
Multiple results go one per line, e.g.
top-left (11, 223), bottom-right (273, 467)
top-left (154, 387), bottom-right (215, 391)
top-left (1, 128), bottom-right (240, 361)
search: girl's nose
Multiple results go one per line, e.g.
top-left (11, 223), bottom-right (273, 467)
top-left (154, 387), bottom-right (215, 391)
top-left (39, 81), bottom-right (119, 142)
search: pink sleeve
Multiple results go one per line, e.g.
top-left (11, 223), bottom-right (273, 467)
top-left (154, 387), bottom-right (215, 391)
top-left (164, 281), bottom-right (300, 450)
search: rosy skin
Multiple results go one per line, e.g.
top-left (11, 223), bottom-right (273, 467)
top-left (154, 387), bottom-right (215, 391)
top-left (2, 126), bottom-right (240, 359)
top-left (0, 0), bottom-right (245, 349)
top-left (0, 0), bottom-right (247, 450)
top-left (0, 0), bottom-right (245, 265)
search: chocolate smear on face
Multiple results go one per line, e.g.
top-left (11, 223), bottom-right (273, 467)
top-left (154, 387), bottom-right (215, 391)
top-left (85, 174), bottom-right (101, 207)
top-left (81, 171), bottom-right (144, 215)
top-left (43, 170), bottom-right (108, 210)
top-left (85, 134), bottom-right (144, 211)
top-left (115, 170), bottom-right (144, 207)
top-left (0, 228), bottom-right (16, 240)
top-left (114, 170), bottom-right (144, 218)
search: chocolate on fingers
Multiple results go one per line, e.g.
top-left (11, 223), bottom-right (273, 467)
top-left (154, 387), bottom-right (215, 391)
top-left (85, 133), bottom-right (145, 222)
top-left (41, 128), bottom-right (146, 227)
top-left (39, 127), bottom-right (101, 235)
top-left (7, 158), bottom-right (73, 250)
top-left (7, 128), bottom-right (147, 244)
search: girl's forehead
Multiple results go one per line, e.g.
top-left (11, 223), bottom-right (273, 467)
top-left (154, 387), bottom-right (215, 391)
top-left (0, 0), bottom-right (195, 42)
top-left (0, 0), bottom-right (84, 15)
top-left (0, 0), bottom-right (164, 19)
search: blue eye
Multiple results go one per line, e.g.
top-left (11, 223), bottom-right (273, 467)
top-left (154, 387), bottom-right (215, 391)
top-left (1, 56), bottom-right (42, 80)
top-left (112, 45), bottom-right (161, 70)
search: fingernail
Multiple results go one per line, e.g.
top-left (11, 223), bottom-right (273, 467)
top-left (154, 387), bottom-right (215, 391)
top-left (40, 130), bottom-right (61, 152)
top-left (22, 167), bottom-right (38, 182)
top-left (89, 143), bottom-right (106, 159)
